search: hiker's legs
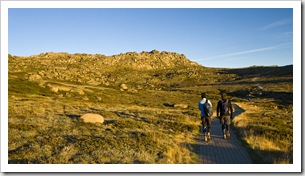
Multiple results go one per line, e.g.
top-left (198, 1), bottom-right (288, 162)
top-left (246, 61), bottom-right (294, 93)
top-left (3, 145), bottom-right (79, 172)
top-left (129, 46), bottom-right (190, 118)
top-left (201, 116), bottom-right (209, 141)
top-left (225, 116), bottom-right (231, 133)
top-left (226, 124), bottom-right (230, 132)
top-left (220, 116), bottom-right (226, 134)
top-left (206, 116), bottom-right (211, 140)
top-left (224, 116), bottom-right (231, 138)
top-left (221, 116), bottom-right (231, 139)
top-left (206, 116), bottom-right (211, 133)
top-left (201, 116), bottom-right (207, 134)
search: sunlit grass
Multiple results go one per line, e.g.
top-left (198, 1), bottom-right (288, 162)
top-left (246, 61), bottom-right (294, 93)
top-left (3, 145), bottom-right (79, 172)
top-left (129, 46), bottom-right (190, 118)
top-left (232, 102), bottom-right (293, 164)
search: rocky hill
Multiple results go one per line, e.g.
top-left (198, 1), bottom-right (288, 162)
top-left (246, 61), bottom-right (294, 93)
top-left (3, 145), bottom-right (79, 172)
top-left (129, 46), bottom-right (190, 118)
top-left (9, 50), bottom-right (199, 71)
top-left (9, 50), bottom-right (293, 98)
top-left (9, 50), bottom-right (227, 92)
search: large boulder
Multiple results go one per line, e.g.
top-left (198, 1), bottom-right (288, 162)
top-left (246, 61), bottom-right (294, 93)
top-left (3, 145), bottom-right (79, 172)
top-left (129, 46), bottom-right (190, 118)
top-left (80, 113), bottom-right (104, 124)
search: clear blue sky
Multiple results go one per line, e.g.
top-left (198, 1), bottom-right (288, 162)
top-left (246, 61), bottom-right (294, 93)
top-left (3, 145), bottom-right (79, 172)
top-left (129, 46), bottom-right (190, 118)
top-left (8, 8), bottom-right (293, 68)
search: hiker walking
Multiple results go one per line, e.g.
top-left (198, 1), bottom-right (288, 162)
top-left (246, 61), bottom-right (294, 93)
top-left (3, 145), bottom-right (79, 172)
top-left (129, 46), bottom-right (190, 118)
top-left (217, 92), bottom-right (233, 139)
top-left (198, 92), bottom-right (213, 142)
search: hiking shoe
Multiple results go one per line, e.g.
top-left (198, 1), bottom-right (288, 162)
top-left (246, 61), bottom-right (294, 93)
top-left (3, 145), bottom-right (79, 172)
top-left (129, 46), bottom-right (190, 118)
top-left (207, 132), bottom-right (211, 142)
top-left (223, 134), bottom-right (227, 139)
top-left (226, 132), bottom-right (230, 139)
top-left (204, 134), bottom-right (208, 142)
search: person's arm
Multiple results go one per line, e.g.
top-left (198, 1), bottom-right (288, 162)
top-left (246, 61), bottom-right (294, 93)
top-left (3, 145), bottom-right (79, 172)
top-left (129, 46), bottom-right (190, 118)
top-left (198, 101), bottom-right (201, 111)
top-left (229, 100), bottom-right (233, 119)
top-left (216, 101), bottom-right (220, 117)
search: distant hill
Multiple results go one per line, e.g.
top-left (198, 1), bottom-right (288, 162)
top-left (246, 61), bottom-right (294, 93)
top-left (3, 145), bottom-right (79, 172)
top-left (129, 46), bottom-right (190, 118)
top-left (9, 50), bottom-right (220, 90)
top-left (9, 50), bottom-right (199, 70)
top-left (8, 50), bottom-right (292, 91)
top-left (222, 65), bottom-right (293, 78)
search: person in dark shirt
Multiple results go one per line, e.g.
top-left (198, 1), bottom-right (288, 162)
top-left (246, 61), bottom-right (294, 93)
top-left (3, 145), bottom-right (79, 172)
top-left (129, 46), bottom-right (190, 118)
top-left (217, 92), bottom-right (233, 139)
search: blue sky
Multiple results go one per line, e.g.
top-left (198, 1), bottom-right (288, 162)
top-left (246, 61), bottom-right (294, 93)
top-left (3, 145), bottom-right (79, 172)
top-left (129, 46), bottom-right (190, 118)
top-left (8, 8), bottom-right (293, 68)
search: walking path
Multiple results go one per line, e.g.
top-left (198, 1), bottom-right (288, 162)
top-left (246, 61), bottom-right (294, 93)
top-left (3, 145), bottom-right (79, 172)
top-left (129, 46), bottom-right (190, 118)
top-left (199, 104), bottom-right (252, 164)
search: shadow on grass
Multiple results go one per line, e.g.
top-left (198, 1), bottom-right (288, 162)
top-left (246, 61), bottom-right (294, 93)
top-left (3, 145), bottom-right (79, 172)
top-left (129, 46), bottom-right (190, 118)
top-left (260, 91), bottom-right (292, 104)
top-left (65, 114), bottom-right (80, 120)
top-left (219, 65), bottom-right (292, 78)
top-left (163, 103), bottom-right (174, 107)
top-left (104, 119), bottom-right (116, 125)
top-left (228, 90), bottom-right (292, 105)
top-left (219, 78), bottom-right (292, 85)
top-left (9, 159), bottom-right (40, 164)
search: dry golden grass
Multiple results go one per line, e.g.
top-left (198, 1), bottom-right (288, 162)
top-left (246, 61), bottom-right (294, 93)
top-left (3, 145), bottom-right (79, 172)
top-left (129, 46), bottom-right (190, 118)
top-left (233, 102), bottom-right (293, 164)
top-left (8, 86), bottom-right (201, 164)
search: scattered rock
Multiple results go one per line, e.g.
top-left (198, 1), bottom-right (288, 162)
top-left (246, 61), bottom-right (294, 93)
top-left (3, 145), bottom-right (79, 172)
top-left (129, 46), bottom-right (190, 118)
top-left (65, 92), bottom-right (71, 98)
top-left (38, 81), bottom-right (45, 87)
top-left (173, 103), bottom-right (189, 109)
top-left (71, 88), bottom-right (85, 95)
top-left (120, 84), bottom-right (128, 91)
top-left (128, 88), bottom-right (138, 93)
top-left (80, 113), bottom-right (104, 124)
top-left (37, 71), bottom-right (45, 77)
top-left (34, 107), bottom-right (45, 115)
top-left (81, 106), bottom-right (90, 111)
top-left (104, 82), bottom-right (110, 86)
top-left (97, 97), bottom-right (102, 101)
top-left (87, 79), bottom-right (101, 86)
top-left (83, 96), bottom-right (89, 101)
top-left (50, 86), bottom-right (59, 93)
top-left (57, 85), bottom-right (72, 92)
top-left (78, 89), bottom-right (85, 95)
top-left (28, 74), bottom-right (42, 81)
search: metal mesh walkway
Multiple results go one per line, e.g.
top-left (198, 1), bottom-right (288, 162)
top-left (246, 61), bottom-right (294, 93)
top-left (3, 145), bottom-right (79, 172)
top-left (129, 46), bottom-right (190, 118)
top-left (199, 105), bottom-right (252, 164)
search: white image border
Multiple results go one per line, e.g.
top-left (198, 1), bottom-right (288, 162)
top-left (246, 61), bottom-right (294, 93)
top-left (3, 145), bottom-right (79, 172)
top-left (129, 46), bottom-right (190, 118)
top-left (1, 0), bottom-right (301, 173)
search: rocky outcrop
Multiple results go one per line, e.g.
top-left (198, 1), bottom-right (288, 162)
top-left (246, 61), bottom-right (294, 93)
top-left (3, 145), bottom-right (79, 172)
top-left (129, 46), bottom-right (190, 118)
top-left (8, 50), bottom-right (210, 90)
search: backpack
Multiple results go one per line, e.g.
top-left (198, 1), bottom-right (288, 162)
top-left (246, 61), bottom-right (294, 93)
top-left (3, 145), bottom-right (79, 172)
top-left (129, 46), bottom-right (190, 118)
top-left (204, 100), bottom-right (214, 117)
top-left (221, 100), bottom-right (229, 115)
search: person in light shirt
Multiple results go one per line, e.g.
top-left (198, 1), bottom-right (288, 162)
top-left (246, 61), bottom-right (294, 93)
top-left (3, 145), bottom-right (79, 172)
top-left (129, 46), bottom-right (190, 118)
top-left (198, 92), bottom-right (212, 142)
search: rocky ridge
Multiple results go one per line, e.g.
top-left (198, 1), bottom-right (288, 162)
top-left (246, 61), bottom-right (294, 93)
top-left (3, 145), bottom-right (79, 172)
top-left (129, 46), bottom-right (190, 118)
top-left (9, 50), bottom-right (216, 92)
